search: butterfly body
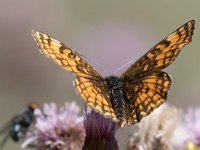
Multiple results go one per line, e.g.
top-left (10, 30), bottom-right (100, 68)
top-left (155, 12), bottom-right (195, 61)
top-left (32, 20), bottom-right (195, 127)
top-left (104, 76), bottom-right (126, 126)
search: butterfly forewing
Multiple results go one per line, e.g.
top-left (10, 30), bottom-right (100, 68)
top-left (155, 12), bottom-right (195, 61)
top-left (32, 31), bottom-right (102, 79)
top-left (122, 20), bottom-right (195, 79)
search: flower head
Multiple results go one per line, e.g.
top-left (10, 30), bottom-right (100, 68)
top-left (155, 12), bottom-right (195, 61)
top-left (22, 102), bottom-right (85, 150)
top-left (184, 108), bottom-right (200, 149)
top-left (127, 104), bottom-right (187, 150)
top-left (83, 109), bottom-right (120, 150)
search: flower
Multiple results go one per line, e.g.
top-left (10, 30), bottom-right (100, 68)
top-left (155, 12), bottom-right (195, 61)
top-left (82, 109), bottom-right (120, 150)
top-left (21, 102), bottom-right (85, 150)
top-left (127, 104), bottom-right (188, 150)
top-left (184, 108), bottom-right (200, 150)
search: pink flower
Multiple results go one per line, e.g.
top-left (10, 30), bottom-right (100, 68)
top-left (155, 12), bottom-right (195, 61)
top-left (21, 102), bottom-right (85, 150)
top-left (184, 108), bottom-right (200, 149)
top-left (82, 109), bottom-right (120, 150)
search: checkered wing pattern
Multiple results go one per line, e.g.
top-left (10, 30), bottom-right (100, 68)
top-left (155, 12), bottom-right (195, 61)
top-left (121, 20), bottom-right (194, 124)
top-left (32, 31), bottom-right (117, 121)
top-left (123, 72), bottom-right (171, 124)
top-left (32, 20), bottom-right (195, 126)
top-left (32, 31), bottom-right (102, 79)
top-left (122, 20), bottom-right (195, 79)
top-left (74, 77), bottom-right (117, 120)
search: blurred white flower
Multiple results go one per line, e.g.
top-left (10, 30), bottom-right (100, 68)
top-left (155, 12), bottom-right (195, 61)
top-left (127, 104), bottom-right (188, 150)
top-left (185, 108), bottom-right (200, 150)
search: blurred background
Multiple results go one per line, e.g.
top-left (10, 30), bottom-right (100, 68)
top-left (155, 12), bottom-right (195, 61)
top-left (0, 0), bottom-right (199, 149)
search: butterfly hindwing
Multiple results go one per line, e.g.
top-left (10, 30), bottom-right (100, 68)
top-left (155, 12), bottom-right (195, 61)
top-left (122, 20), bottom-right (195, 79)
top-left (74, 77), bottom-right (117, 121)
top-left (123, 71), bottom-right (171, 124)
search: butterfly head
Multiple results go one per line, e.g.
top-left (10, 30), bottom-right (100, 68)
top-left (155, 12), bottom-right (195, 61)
top-left (104, 76), bottom-right (123, 89)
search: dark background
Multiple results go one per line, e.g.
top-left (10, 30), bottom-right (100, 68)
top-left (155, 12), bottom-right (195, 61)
top-left (0, 1), bottom-right (199, 149)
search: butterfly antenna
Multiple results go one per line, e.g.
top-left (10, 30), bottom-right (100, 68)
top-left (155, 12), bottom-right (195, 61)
top-left (113, 59), bottom-right (134, 74)
top-left (78, 52), bottom-right (108, 76)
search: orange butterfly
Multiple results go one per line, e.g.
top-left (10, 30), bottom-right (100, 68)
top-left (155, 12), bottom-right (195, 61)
top-left (32, 20), bottom-right (195, 127)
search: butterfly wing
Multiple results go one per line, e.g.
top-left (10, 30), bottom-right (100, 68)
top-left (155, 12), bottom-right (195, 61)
top-left (121, 20), bottom-right (194, 124)
top-left (122, 20), bottom-right (195, 80)
top-left (74, 77), bottom-right (117, 121)
top-left (32, 31), bottom-right (117, 121)
top-left (123, 71), bottom-right (171, 124)
top-left (32, 31), bottom-right (102, 79)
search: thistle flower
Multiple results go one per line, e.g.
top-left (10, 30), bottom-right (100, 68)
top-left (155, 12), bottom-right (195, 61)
top-left (82, 109), bottom-right (120, 150)
top-left (184, 108), bottom-right (200, 150)
top-left (21, 102), bottom-right (85, 150)
top-left (127, 104), bottom-right (188, 150)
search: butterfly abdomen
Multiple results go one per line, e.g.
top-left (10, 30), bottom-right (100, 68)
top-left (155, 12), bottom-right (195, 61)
top-left (105, 76), bottom-right (126, 126)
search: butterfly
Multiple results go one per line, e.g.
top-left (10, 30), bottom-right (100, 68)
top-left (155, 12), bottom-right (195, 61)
top-left (32, 20), bottom-right (195, 127)
top-left (0, 102), bottom-right (38, 148)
